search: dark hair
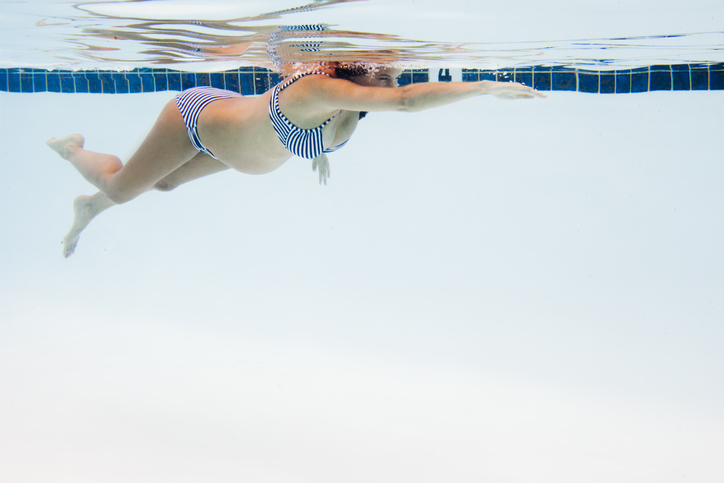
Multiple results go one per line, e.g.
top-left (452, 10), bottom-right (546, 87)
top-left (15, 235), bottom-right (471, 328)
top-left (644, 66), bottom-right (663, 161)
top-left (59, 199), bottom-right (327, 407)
top-left (334, 64), bottom-right (370, 81)
top-left (335, 64), bottom-right (370, 119)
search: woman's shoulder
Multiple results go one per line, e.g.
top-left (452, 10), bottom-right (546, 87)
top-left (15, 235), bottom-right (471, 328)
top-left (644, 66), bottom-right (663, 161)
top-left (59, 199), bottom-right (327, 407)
top-left (280, 70), bottom-right (338, 86)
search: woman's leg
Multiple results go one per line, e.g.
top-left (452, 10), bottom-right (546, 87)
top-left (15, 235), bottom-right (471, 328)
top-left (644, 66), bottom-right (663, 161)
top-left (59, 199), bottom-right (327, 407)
top-left (152, 153), bottom-right (230, 191)
top-left (47, 99), bottom-right (200, 204)
top-left (60, 153), bottom-right (230, 258)
top-left (61, 192), bottom-right (115, 258)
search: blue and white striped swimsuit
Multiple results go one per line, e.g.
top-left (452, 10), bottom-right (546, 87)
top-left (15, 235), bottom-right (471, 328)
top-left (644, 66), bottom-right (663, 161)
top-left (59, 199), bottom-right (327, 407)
top-left (175, 87), bottom-right (242, 159)
top-left (268, 72), bottom-right (348, 159)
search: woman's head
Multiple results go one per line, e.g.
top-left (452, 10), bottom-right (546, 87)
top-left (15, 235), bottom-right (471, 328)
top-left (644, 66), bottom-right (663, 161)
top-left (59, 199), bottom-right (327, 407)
top-left (281, 61), bottom-right (402, 87)
top-left (334, 63), bottom-right (403, 88)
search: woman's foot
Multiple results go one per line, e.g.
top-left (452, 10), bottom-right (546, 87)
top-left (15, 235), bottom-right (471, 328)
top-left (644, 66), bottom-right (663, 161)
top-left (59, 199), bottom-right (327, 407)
top-left (62, 193), bottom-right (115, 258)
top-left (46, 134), bottom-right (85, 160)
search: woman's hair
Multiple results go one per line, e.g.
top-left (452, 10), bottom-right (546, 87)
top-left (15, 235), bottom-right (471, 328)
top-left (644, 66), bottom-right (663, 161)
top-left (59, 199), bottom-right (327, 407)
top-left (334, 63), bottom-right (376, 81)
top-left (335, 63), bottom-right (374, 119)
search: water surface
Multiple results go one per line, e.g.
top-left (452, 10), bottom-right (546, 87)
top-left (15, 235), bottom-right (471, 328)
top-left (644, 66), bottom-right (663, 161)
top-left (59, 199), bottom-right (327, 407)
top-left (2, 0), bottom-right (723, 70)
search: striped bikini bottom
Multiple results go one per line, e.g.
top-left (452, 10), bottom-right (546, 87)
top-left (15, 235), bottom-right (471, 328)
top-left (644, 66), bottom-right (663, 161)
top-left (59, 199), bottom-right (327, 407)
top-left (174, 87), bottom-right (242, 159)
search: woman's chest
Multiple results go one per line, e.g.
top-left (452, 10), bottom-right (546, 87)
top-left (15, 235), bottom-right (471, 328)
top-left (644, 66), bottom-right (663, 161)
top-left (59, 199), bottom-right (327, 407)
top-left (327, 111), bottom-right (359, 146)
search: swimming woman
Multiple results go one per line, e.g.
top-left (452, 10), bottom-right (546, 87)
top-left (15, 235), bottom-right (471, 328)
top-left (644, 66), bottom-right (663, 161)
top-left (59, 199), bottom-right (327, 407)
top-left (47, 62), bottom-right (546, 258)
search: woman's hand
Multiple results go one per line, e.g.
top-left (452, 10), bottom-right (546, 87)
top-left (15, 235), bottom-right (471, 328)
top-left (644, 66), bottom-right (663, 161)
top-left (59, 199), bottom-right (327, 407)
top-left (312, 153), bottom-right (330, 185)
top-left (482, 80), bottom-right (547, 100)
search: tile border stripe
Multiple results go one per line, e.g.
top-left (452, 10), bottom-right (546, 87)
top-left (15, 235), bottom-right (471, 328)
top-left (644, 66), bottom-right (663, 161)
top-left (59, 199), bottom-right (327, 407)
top-left (2, 64), bottom-right (722, 94)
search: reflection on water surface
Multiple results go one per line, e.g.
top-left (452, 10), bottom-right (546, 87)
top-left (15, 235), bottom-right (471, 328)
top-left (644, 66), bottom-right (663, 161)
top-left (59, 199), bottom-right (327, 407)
top-left (1, 0), bottom-right (723, 70)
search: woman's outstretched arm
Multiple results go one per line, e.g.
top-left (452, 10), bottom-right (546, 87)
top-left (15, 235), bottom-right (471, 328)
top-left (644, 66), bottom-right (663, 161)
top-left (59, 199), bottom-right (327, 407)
top-left (310, 77), bottom-right (546, 114)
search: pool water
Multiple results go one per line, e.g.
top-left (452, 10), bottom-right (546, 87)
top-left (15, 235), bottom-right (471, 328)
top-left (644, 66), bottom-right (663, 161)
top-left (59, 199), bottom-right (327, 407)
top-left (1, 1), bottom-right (723, 482)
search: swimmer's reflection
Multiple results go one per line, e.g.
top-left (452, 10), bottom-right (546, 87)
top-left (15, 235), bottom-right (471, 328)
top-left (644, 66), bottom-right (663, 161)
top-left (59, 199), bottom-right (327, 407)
top-left (47, 62), bottom-right (546, 258)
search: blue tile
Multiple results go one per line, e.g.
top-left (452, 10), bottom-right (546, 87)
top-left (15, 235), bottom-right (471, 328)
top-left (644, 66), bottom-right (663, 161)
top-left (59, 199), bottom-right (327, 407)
top-left (671, 64), bottom-right (689, 75)
top-left (615, 71), bottom-right (631, 93)
top-left (73, 72), bottom-right (89, 93)
top-left (254, 71), bottom-right (270, 94)
top-left (8, 69), bottom-right (21, 92)
top-left (672, 66), bottom-right (690, 90)
top-left (462, 69), bottom-right (478, 82)
top-left (533, 70), bottom-right (551, 90)
top-left (9, 64), bottom-right (719, 96)
top-left (495, 69), bottom-right (515, 82)
top-left (515, 70), bottom-right (532, 87)
top-left (210, 72), bottom-right (224, 88)
top-left (153, 71), bottom-right (168, 91)
top-left (181, 72), bottom-right (196, 90)
top-left (437, 68), bottom-right (452, 82)
top-left (578, 72), bottom-right (599, 93)
top-left (20, 71), bottom-right (34, 92)
top-left (140, 71), bottom-right (155, 92)
top-left (599, 73), bottom-right (615, 93)
top-left (0, 69), bottom-right (7, 91)
top-left (690, 66), bottom-right (708, 90)
top-left (552, 71), bottom-right (576, 91)
top-left (60, 72), bottom-right (75, 93)
top-left (412, 69), bottom-right (428, 83)
top-left (397, 71), bottom-right (412, 87)
top-left (710, 65), bottom-right (724, 90)
top-left (239, 72), bottom-right (254, 95)
top-left (168, 71), bottom-right (182, 91)
top-left (47, 72), bottom-right (61, 92)
top-left (87, 71), bottom-right (103, 93)
top-left (195, 72), bottom-right (210, 87)
top-left (463, 69), bottom-right (480, 82)
top-left (631, 71), bottom-right (649, 93)
top-left (496, 70), bottom-right (513, 82)
top-left (223, 72), bottom-right (239, 92)
top-left (99, 72), bottom-right (115, 93)
top-left (649, 66), bottom-right (672, 91)
top-left (126, 72), bottom-right (142, 93)
top-left (113, 73), bottom-right (129, 93)
top-left (33, 71), bottom-right (47, 92)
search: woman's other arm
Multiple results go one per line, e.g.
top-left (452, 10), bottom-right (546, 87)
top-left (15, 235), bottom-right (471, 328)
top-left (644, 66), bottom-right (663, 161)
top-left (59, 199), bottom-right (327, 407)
top-left (310, 77), bottom-right (546, 114)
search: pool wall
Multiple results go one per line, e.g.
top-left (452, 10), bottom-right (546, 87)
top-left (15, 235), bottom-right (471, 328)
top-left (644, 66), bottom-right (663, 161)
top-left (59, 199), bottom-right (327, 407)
top-left (2, 73), bottom-right (723, 483)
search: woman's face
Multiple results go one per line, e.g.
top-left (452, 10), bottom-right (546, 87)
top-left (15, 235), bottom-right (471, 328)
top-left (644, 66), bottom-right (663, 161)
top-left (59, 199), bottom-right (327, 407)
top-left (352, 67), bottom-right (403, 88)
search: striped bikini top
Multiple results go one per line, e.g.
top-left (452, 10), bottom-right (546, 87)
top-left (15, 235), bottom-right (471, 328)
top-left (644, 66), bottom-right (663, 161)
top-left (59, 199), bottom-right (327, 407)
top-left (268, 71), bottom-right (347, 159)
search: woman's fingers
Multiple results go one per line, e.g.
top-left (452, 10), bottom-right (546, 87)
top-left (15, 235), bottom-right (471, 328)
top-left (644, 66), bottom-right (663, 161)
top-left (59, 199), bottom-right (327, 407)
top-left (492, 83), bottom-right (547, 100)
top-left (312, 154), bottom-right (330, 185)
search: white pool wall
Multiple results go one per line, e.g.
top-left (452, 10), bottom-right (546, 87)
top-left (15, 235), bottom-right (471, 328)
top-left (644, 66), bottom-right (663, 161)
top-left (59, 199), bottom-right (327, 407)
top-left (1, 87), bottom-right (723, 482)
top-left (2, 0), bottom-right (724, 480)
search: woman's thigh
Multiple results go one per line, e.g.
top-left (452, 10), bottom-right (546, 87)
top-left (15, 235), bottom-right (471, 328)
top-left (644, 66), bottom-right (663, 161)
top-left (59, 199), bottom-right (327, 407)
top-left (155, 152), bottom-right (231, 191)
top-left (108, 99), bottom-right (201, 200)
